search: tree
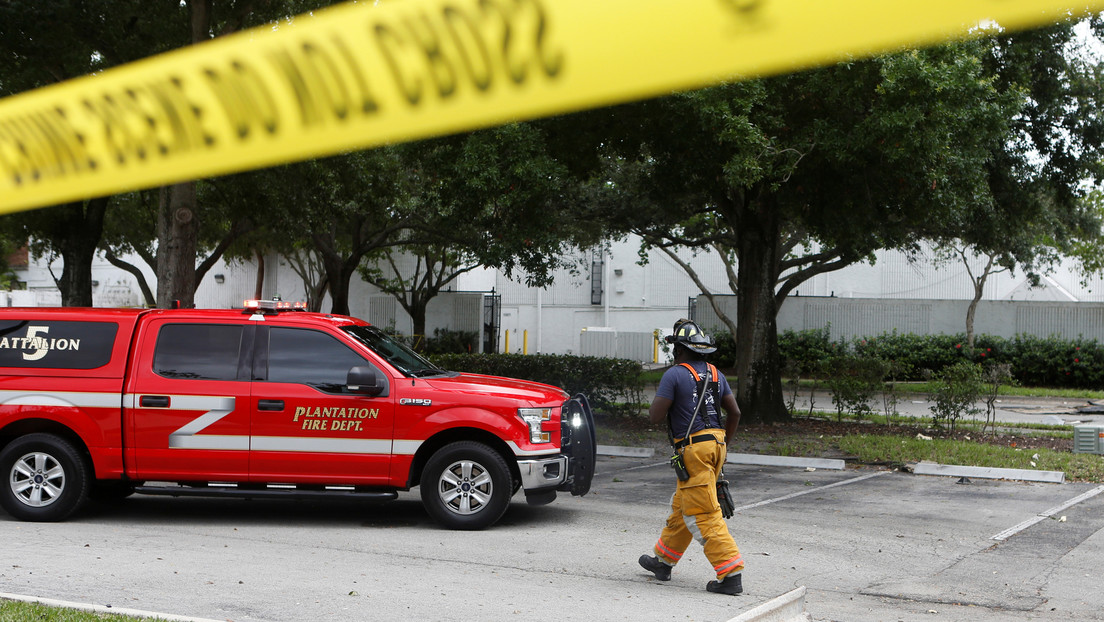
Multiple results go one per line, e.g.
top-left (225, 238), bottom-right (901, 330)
top-left (14, 198), bottom-right (108, 306)
top-left (0, 0), bottom-right (342, 308)
top-left (579, 41), bottom-right (1012, 424)
top-left (0, 0), bottom-right (185, 306)
top-left (155, 0), bottom-right (344, 309)
top-left (926, 21), bottom-right (1104, 348)
top-left (360, 244), bottom-right (480, 345)
top-left (243, 150), bottom-right (413, 316)
top-left (357, 123), bottom-right (598, 339)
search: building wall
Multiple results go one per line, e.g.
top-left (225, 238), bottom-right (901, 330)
top-left (11, 235), bottom-right (1104, 361)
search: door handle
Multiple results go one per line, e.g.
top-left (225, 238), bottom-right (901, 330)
top-left (140, 395), bottom-right (170, 408)
top-left (257, 399), bottom-right (285, 411)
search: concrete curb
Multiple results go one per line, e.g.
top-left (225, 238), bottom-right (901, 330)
top-left (725, 586), bottom-right (811, 622)
top-left (0, 592), bottom-right (224, 622)
top-left (594, 447), bottom-right (845, 471)
top-left (910, 461), bottom-right (1066, 483)
top-left (727, 454), bottom-right (845, 470)
top-left (597, 444), bottom-right (656, 458)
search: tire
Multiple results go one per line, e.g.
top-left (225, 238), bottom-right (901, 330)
top-left (0, 433), bottom-right (89, 522)
top-left (420, 441), bottom-right (512, 530)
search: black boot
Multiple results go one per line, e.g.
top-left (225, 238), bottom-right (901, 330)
top-left (638, 555), bottom-right (672, 581)
top-left (706, 573), bottom-right (742, 595)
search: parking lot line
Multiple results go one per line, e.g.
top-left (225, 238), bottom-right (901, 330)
top-left (735, 471), bottom-right (890, 512)
top-left (990, 484), bottom-right (1104, 541)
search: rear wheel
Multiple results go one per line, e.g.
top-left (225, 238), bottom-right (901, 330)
top-left (0, 434), bottom-right (89, 522)
top-left (420, 441), bottom-right (512, 530)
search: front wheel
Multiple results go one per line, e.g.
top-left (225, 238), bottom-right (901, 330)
top-left (420, 441), bottom-right (512, 530)
top-left (0, 433), bottom-right (89, 522)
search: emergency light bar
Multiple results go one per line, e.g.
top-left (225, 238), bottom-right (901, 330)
top-left (243, 299), bottom-right (308, 312)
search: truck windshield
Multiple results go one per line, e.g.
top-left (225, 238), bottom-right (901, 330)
top-left (342, 325), bottom-right (447, 377)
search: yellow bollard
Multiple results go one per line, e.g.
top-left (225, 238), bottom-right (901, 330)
top-left (523, 330), bottom-right (529, 355)
top-left (504, 330), bottom-right (510, 354)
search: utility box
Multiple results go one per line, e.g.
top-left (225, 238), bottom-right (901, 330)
top-left (1073, 425), bottom-right (1104, 454)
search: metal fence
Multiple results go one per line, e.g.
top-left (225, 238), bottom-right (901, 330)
top-left (694, 295), bottom-right (1104, 342)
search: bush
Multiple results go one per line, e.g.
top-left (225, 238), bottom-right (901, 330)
top-left (779, 329), bottom-right (1104, 390)
top-left (778, 327), bottom-right (835, 375)
top-left (823, 354), bottom-right (883, 422)
top-left (423, 328), bottom-right (479, 355)
top-left (928, 361), bottom-right (983, 430)
top-left (430, 353), bottom-right (645, 416)
top-left (709, 330), bottom-right (739, 369)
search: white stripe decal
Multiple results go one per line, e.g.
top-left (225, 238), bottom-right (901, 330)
top-left (251, 436), bottom-right (391, 454)
top-left (0, 390), bottom-right (120, 409)
top-left (392, 440), bottom-right (422, 456)
top-left (160, 396), bottom-right (239, 450)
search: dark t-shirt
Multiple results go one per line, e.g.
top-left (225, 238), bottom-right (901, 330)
top-left (655, 361), bottom-right (732, 437)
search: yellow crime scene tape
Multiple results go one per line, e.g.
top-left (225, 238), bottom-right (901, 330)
top-left (1, 0), bottom-right (1102, 214)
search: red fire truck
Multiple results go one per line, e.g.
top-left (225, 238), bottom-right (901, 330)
top-left (0, 300), bottom-right (595, 530)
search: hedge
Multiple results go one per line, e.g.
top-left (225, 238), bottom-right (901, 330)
top-left (775, 328), bottom-right (1104, 390)
top-left (429, 353), bottom-right (646, 416)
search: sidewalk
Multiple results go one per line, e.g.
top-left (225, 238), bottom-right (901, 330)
top-left (791, 390), bottom-right (1104, 426)
top-left (639, 380), bottom-right (1104, 426)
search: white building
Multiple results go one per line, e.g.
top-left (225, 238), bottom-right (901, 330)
top-left (8, 236), bottom-right (1104, 362)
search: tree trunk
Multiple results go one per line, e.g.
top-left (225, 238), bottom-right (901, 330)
top-left (56, 198), bottom-right (108, 307)
top-left (734, 201), bottom-right (790, 425)
top-left (154, 1), bottom-right (209, 310)
top-left (156, 184), bottom-right (198, 308)
top-left (254, 251), bottom-right (265, 299)
top-left (964, 253), bottom-right (994, 349)
top-left (316, 246), bottom-right (358, 316)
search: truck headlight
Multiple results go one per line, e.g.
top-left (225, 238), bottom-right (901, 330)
top-left (518, 407), bottom-right (554, 443)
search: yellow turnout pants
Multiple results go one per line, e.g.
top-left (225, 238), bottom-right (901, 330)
top-left (653, 428), bottom-right (744, 580)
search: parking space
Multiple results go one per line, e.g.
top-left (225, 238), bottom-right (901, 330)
top-left (594, 454), bottom-right (1104, 621)
top-left (3, 455), bottom-right (1103, 622)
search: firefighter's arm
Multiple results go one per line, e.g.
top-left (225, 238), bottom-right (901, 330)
top-left (721, 393), bottom-right (741, 442)
top-left (649, 396), bottom-right (673, 424)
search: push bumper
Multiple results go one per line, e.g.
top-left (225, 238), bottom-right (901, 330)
top-left (517, 454), bottom-right (568, 490)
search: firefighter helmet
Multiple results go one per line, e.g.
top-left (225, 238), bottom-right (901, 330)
top-left (665, 319), bottom-right (717, 354)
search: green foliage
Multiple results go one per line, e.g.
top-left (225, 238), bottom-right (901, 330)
top-left (823, 355), bottom-right (884, 422)
top-left (929, 361), bottom-right (983, 430)
top-left (430, 353), bottom-right (645, 416)
top-left (423, 329), bottom-right (479, 355)
top-left (777, 327), bottom-right (836, 374)
top-left (709, 331), bottom-right (739, 369)
top-left (850, 332), bottom-right (962, 377)
top-left (778, 330), bottom-right (1104, 391)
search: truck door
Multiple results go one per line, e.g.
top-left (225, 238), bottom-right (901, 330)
top-left (125, 320), bottom-right (253, 480)
top-left (248, 325), bottom-right (394, 485)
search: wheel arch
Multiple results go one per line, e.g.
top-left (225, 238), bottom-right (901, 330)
top-left (406, 427), bottom-right (520, 491)
top-left (0, 418), bottom-right (94, 474)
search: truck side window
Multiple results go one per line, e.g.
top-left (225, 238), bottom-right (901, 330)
top-left (153, 324), bottom-right (244, 381)
top-left (266, 327), bottom-right (369, 393)
top-left (0, 320), bottom-right (118, 369)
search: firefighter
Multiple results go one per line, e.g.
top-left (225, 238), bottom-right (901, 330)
top-left (638, 319), bottom-right (744, 595)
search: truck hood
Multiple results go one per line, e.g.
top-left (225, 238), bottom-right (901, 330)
top-left (424, 372), bottom-right (568, 404)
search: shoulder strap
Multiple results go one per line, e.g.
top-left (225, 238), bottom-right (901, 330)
top-left (679, 362), bottom-right (701, 381)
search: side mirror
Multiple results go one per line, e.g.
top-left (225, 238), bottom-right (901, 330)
top-left (347, 366), bottom-right (386, 396)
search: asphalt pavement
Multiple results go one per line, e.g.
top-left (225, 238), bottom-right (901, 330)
top-left (3, 390), bottom-right (1103, 622)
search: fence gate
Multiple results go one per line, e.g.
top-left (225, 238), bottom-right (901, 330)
top-left (483, 294), bottom-right (501, 354)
